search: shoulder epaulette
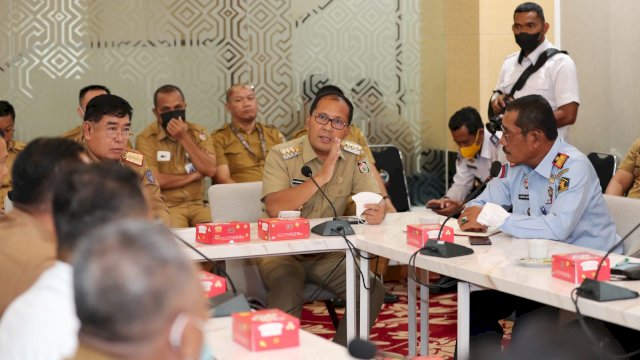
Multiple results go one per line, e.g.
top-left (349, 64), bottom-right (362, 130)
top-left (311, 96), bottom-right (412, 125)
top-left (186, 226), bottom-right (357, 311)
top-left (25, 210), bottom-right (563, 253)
top-left (552, 153), bottom-right (569, 169)
top-left (279, 145), bottom-right (302, 160)
top-left (122, 150), bottom-right (144, 167)
top-left (341, 141), bottom-right (362, 156)
top-left (12, 141), bottom-right (26, 151)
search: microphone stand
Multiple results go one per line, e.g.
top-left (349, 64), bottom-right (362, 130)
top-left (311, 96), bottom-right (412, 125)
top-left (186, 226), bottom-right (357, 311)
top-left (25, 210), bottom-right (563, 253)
top-left (301, 165), bottom-right (355, 236)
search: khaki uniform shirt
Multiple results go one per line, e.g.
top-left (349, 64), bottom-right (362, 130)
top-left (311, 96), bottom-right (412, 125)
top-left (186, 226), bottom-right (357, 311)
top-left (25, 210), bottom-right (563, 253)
top-left (61, 124), bottom-right (133, 148)
top-left (70, 344), bottom-right (119, 360)
top-left (0, 140), bottom-right (25, 210)
top-left (135, 122), bottom-right (214, 205)
top-left (292, 125), bottom-right (375, 165)
top-left (262, 136), bottom-right (378, 218)
top-left (0, 208), bottom-right (55, 315)
top-left (619, 137), bottom-right (640, 198)
top-left (84, 144), bottom-right (171, 226)
top-left (213, 122), bottom-right (285, 183)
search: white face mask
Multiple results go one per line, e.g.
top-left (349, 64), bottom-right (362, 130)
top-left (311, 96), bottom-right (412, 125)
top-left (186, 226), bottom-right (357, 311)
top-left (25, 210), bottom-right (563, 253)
top-left (169, 312), bottom-right (215, 360)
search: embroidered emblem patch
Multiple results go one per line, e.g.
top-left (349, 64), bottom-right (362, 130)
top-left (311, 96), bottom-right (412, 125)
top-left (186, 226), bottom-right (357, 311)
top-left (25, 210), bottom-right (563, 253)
top-left (558, 177), bottom-right (570, 193)
top-left (145, 169), bottom-right (156, 184)
top-left (358, 160), bottom-right (370, 173)
top-left (553, 153), bottom-right (569, 169)
top-left (500, 164), bottom-right (509, 178)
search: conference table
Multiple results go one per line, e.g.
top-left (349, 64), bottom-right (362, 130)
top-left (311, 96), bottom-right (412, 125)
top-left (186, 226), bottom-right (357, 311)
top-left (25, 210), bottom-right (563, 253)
top-left (173, 220), bottom-right (369, 343)
top-left (204, 316), bottom-right (352, 360)
top-left (353, 210), bottom-right (640, 359)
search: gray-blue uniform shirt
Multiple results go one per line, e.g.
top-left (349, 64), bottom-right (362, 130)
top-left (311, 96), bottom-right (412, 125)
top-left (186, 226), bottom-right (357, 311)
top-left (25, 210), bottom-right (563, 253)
top-left (468, 139), bottom-right (620, 253)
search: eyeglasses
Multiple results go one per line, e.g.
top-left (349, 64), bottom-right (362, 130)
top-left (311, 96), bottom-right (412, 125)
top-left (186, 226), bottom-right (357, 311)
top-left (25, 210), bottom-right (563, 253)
top-left (95, 124), bottom-right (131, 139)
top-left (313, 113), bottom-right (349, 130)
top-left (501, 130), bottom-right (523, 143)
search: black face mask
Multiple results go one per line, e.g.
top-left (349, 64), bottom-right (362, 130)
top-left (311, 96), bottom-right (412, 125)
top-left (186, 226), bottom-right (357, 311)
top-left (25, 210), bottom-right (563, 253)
top-left (515, 32), bottom-right (542, 53)
top-left (160, 109), bottom-right (186, 128)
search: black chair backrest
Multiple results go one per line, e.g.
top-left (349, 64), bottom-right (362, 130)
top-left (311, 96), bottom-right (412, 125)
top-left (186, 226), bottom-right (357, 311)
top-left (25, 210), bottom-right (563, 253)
top-left (370, 144), bottom-right (411, 212)
top-left (587, 152), bottom-right (616, 193)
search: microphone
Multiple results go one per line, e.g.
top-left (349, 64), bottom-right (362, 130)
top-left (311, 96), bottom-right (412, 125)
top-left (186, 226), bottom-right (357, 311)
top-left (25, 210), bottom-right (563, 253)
top-left (347, 338), bottom-right (403, 359)
top-left (172, 232), bottom-right (251, 317)
top-left (576, 222), bottom-right (640, 302)
top-left (301, 165), bottom-right (355, 236)
top-left (421, 161), bottom-right (502, 258)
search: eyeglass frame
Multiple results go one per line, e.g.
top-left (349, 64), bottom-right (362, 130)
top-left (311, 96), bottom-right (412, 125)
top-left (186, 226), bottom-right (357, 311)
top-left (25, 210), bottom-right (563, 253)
top-left (312, 112), bottom-right (350, 130)
top-left (90, 122), bottom-right (132, 139)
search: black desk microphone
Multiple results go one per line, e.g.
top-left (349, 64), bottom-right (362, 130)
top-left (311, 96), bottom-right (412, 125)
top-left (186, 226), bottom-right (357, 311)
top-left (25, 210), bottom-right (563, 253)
top-left (301, 165), bottom-right (355, 236)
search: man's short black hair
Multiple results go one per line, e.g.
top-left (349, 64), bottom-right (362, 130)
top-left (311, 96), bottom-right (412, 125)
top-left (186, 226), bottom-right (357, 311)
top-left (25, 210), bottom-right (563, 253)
top-left (316, 85), bottom-right (344, 96)
top-left (153, 84), bottom-right (185, 108)
top-left (10, 138), bottom-right (85, 206)
top-left (79, 85), bottom-right (111, 105)
top-left (0, 100), bottom-right (16, 122)
top-left (515, 2), bottom-right (545, 23)
top-left (53, 162), bottom-right (147, 255)
top-left (84, 94), bottom-right (133, 123)
top-left (309, 91), bottom-right (354, 125)
top-left (505, 94), bottom-right (558, 141)
top-left (448, 107), bottom-right (484, 135)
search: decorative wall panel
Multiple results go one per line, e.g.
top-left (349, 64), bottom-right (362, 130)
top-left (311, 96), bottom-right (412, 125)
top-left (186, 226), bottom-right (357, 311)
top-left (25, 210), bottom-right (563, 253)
top-left (0, 0), bottom-right (424, 176)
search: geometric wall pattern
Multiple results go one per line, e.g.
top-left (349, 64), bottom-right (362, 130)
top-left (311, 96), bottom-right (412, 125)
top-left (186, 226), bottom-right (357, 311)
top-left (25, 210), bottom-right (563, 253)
top-left (0, 0), bottom-right (429, 178)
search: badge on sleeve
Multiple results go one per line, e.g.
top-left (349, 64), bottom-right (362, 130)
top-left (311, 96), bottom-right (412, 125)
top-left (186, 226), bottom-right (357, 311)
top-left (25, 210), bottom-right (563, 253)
top-left (358, 160), bottom-right (370, 173)
top-left (157, 150), bottom-right (171, 162)
top-left (145, 169), bottom-right (156, 184)
top-left (499, 164), bottom-right (509, 178)
top-left (558, 177), bottom-right (570, 193)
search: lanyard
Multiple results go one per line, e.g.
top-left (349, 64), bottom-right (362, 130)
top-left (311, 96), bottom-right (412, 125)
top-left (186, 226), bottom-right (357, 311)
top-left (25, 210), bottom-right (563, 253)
top-left (230, 123), bottom-right (267, 161)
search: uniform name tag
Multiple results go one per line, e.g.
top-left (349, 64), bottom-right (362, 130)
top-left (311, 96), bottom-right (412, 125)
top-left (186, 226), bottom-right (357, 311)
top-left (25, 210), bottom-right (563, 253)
top-left (291, 178), bottom-right (304, 186)
top-left (157, 151), bottom-right (171, 161)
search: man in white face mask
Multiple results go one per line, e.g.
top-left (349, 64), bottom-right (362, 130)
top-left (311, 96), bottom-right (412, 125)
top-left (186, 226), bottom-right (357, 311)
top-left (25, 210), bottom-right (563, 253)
top-left (426, 107), bottom-right (505, 217)
top-left (489, 1), bottom-right (579, 142)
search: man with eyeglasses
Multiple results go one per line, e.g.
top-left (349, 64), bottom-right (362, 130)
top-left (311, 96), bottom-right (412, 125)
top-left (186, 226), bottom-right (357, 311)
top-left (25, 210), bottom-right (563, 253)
top-left (457, 95), bottom-right (618, 357)
top-left (259, 90), bottom-right (386, 346)
top-left (0, 100), bottom-right (25, 212)
top-left (82, 94), bottom-right (171, 226)
top-left (136, 85), bottom-right (216, 228)
top-left (212, 83), bottom-right (286, 183)
top-left (427, 107), bottom-right (505, 217)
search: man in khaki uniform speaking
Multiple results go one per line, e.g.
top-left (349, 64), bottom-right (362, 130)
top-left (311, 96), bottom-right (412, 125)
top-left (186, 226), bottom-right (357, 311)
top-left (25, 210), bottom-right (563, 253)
top-left (82, 94), bottom-right (171, 226)
top-left (212, 84), bottom-right (285, 183)
top-left (260, 90), bottom-right (386, 346)
top-left (136, 85), bottom-right (216, 227)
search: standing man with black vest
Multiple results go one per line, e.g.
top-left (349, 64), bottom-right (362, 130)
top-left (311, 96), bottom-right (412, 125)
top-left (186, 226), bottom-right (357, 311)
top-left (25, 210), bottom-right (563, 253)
top-left (489, 2), bottom-right (579, 142)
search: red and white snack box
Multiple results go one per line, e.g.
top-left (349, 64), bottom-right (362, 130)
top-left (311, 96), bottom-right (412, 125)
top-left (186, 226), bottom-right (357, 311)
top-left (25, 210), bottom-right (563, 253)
top-left (406, 224), bottom-right (454, 248)
top-left (199, 271), bottom-right (227, 299)
top-left (232, 309), bottom-right (300, 351)
top-left (258, 218), bottom-right (310, 241)
top-left (195, 222), bottom-right (250, 245)
top-left (551, 252), bottom-right (611, 284)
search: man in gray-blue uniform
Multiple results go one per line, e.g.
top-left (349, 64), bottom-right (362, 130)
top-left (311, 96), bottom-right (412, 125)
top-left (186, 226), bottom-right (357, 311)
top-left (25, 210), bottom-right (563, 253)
top-left (427, 107), bottom-right (504, 216)
top-left (458, 94), bottom-right (619, 358)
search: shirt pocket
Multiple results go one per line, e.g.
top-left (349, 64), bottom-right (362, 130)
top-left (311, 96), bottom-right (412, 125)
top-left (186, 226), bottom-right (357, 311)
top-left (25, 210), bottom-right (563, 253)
top-left (225, 148), bottom-right (248, 171)
top-left (327, 183), bottom-right (349, 202)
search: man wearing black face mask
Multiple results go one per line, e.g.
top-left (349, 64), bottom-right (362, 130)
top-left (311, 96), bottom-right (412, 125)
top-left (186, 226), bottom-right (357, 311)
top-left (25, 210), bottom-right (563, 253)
top-left (136, 84), bottom-right (216, 227)
top-left (490, 2), bottom-right (579, 142)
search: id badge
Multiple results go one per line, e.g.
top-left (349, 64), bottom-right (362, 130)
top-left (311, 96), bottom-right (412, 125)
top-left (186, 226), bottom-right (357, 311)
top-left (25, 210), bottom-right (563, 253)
top-left (184, 162), bottom-right (196, 174)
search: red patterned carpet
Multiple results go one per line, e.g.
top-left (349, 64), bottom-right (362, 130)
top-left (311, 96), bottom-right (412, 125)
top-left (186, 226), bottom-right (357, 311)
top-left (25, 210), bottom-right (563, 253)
top-left (300, 282), bottom-right (512, 359)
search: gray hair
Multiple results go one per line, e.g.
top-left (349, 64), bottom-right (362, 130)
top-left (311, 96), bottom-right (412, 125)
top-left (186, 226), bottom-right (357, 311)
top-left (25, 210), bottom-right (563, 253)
top-left (73, 220), bottom-right (198, 344)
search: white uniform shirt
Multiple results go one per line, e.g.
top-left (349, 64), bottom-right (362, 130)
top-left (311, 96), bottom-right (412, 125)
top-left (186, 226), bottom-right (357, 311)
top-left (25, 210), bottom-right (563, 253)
top-left (445, 131), bottom-right (505, 202)
top-left (495, 39), bottom-right (580, 141)
top-left (0, 261), bottom-right (79, 360)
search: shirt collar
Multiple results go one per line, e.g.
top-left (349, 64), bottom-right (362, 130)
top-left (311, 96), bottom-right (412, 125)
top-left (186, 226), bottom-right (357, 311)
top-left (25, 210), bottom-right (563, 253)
top-left (533, 138), bottom-right (562, 179)
top-left (301, 135), bottom-right (345, 164)
top-left (518, 39), bottom-right (552, 65)
top-left (479, 130), bottom-right (502, 160)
